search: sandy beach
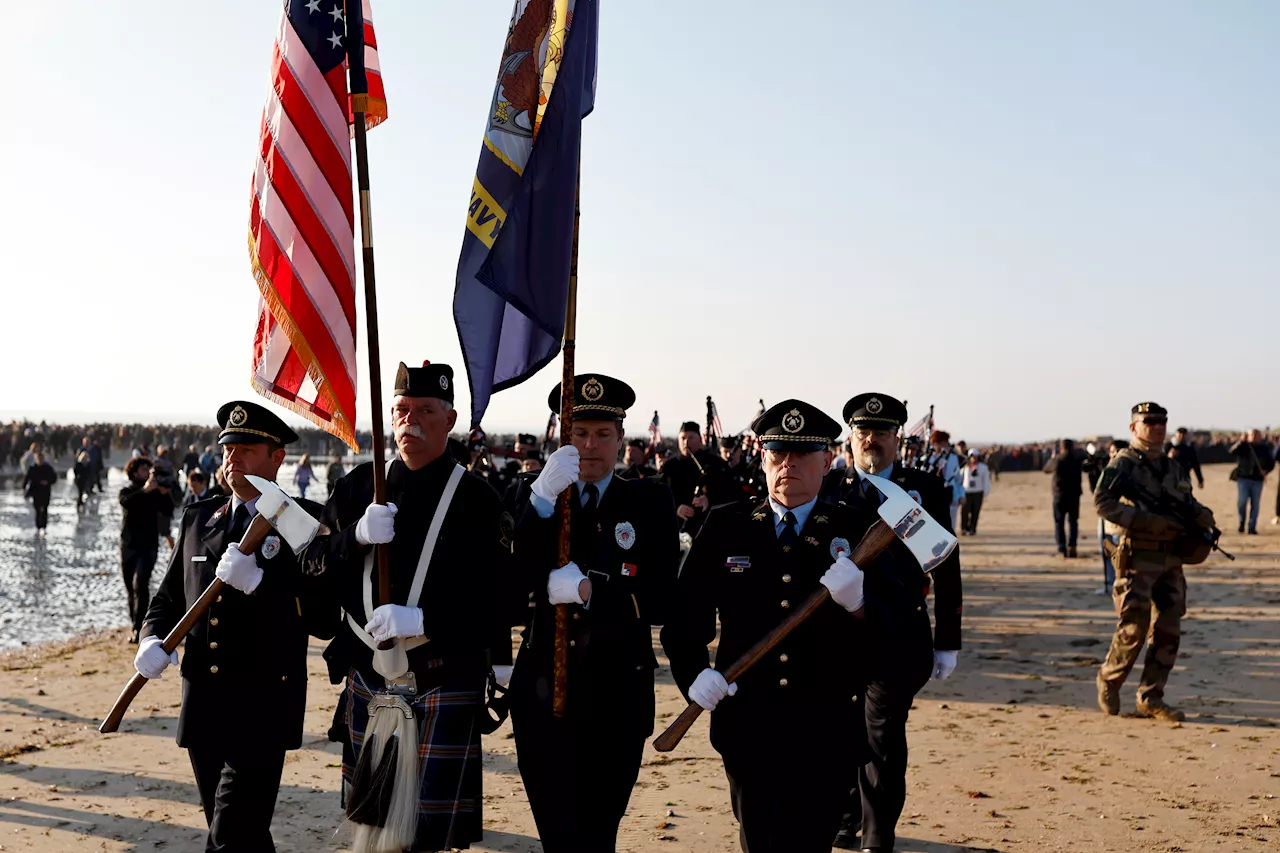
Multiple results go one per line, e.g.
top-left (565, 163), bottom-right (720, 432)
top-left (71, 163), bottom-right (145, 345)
top-left (2, 464), bottom-right (1277, 852)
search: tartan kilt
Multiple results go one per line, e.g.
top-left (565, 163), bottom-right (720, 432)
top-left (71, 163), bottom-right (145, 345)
top-left (342, 669), bottom-right (484, 851)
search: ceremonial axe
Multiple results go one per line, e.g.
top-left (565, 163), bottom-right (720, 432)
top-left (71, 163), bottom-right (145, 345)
top-left (652, 475), bottom-right (957, 752)
top-left (99, 476), bottom-right (322, 733)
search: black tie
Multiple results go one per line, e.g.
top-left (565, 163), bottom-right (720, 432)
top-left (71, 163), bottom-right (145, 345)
top-left (231, 503), bottom-right (250, 542)
top-left (778, 511), bottom-right (797, 550)
top-left (860, 476), bottom-right (882, 507)
top-left (582, 482), bottom-right (599, 513)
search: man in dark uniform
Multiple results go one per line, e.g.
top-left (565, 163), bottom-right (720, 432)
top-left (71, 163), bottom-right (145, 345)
top-left (304, 362), bottom-right (512, 852)
top-left (617, 438), bottom-right (658, 480)
top-left (659, 420), bottom-right (731, 534)
top-left (136, 400), bottom-right (333, 852)
top-left (823, 394), bottom-right (963, 853)
top-left (509, 373), bottom-right (680, 852)
top-left (721, 435), bottom-right (765, 502)
top-left (662, 399), bottom-right (894, 853)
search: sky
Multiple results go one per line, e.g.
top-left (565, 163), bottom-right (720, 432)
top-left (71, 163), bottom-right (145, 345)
top-left (2, 1), bottom-right (1277, 443)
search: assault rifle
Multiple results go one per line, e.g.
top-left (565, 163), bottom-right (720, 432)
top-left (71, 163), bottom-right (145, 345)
top-left (1104, 468), bottom-right (1234, 561)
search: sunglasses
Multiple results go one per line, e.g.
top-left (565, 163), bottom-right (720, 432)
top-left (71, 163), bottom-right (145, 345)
top-left (1140, 417), bottom-right (1168, 426)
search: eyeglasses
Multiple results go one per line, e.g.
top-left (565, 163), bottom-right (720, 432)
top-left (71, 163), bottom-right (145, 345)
top-left (852, 427), bottom-right (896, 440)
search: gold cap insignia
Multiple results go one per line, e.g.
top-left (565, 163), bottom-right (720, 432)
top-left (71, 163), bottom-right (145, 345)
top-left (782, 409), bottom-right (805, 434)
top-left (581, 377), bottom-right (604, 402)
top-left (866, 397), bottom-right (883, 414)
top-left (228, 405), bottom-right (248, 428)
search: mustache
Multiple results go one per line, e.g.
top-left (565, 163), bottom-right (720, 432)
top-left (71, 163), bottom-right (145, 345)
top-left (395, 423), bottom-right (427, 441)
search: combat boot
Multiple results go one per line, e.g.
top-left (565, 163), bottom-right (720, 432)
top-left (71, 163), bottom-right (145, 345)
top-left (1096, 674), bottom-right (1119, 716)
top-left (1136, 699), bottom-right (1185, 722)
top-left (1067, 545), bottom-right (1078, 558)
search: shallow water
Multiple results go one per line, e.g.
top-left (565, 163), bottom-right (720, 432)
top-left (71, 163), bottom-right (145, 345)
top-left (0, 463), bottom-right (325, 649)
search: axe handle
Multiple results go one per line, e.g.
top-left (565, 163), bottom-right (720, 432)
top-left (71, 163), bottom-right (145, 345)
top-left (652, 520), bottom-right (897, 753)
top-left (99, 515), bottom-right (274, 734)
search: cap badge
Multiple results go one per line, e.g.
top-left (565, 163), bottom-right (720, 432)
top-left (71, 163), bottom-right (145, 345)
top-left (1137, 402), bottom-right (1150, 413)
top-left (615, 521), bottom-right (636, 550)
top-left (866, 397), bottom-right (883, 414)
top-left (439, 374), bottom-right (449, 390)
top-left (228, 405), bottom-right (248, 428)
top-left (830, 536), bottom-right (851, 560)
top-left (582, 377), bottom-right (604, 402)
top-left (782, 409), bottom-right (805, 434)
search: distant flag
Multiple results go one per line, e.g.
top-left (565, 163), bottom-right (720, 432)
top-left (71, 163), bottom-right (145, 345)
top-left (545, 411), bottom-right (558, 443)
top-left (710, 400), bottom-right (723, 440)
top-left (248, 0), bottom-right (387, 451)
top-left (907, 407), bottom-right (934, 441)
top-left (453, 0), bottom-right (600, 429)
top-left (647, 410), bottom-right (662, 451)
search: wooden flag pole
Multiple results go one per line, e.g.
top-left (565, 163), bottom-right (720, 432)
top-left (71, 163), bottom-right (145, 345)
top-left (348, 7), bottom-right (393, 649)
top-left (552, 166), bottom-right (582, 718)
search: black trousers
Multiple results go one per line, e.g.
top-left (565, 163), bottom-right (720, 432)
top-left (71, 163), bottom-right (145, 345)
top-left (725, 754), bottom-right (853, 853)
top-left (1052, 495), bottom-right (1080, 551)
top-left (121, 547), bottom-right (158, 638)
top-left (960, 492), bottom-right (984, 533)
top-left (189, 744), bottom-right (286, 852)
top-left (33, 500), bottom-right (50, 530)
top-left (855, 679), bottom-right (921, 850)
top-left (512, 703), bottom-right (646, 852)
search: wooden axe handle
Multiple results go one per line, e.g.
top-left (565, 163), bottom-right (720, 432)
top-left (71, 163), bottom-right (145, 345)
top-left (652, 520), bottom-right (897, 753)
top-left (99, 514), bottom-right (274, 734)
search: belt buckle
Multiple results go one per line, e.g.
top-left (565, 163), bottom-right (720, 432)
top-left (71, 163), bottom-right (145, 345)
top-left (384, 672), bottom-right (417, 697)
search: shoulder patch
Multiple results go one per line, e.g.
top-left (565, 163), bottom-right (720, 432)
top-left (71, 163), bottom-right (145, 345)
top-left (499, 511), bottom-right (515, 552)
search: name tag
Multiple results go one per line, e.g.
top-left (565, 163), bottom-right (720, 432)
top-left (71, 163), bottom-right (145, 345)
top-left (192, 556), bottom-right (208, 563)
top-left (725, 556), bottom-right (751, 572)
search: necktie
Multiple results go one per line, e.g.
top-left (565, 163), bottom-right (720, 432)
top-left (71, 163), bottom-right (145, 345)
top-left (860, 476), bottom-right (883, 507)
top-left (231, 503), bottom-right (250, 542)
top-left (582, 482), bottom-right (599, 513)
top-left (778, 511), bottom-right (797, 550)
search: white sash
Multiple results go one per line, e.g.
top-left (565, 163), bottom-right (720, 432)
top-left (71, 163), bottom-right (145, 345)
top-left (345, 461), bottom-right (466, 652)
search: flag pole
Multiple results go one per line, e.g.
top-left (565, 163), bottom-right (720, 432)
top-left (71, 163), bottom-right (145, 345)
top-left (348, 2), bottom-right (393, 652)
top-left (552, 162), bottom-right (581, 718)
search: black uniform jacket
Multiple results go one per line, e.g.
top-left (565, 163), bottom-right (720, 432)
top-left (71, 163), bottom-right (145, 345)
top-left (511, 475), bottom-right (680, 736)
top-left (141, 492), bottom-right (334, 751)
top-left (662, 497), bottom-right (910, 765)
top-left (306, 455), bottom-right (514, 687)
top-left (822, 465), bottom-right (963, 654)
top-left (659, 450), bottom-right (734, 533)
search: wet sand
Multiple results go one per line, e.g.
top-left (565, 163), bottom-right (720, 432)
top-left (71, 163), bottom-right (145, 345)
top-left (2, 464), bottom-right (1277, 851)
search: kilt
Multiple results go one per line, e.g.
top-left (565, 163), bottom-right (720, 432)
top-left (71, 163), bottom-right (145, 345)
top-left (342, 669), bottom-right (484, 852)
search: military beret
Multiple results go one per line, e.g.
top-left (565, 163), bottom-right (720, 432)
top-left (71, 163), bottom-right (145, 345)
top-left (842, 393), bottom-right (908, 429)
top-left (393, 361), bottom-right (454, 403)
top-left (750, 399), bottom-right (842, 453)
top-left (547, 373), bottom-right (635, 420)
top-left (517, 433), bottom-right (537, 445)
top-left (627, 438), bottom-right (648, 449)
top-left (525, 449), bottom-right (544, 462)
top-left (719, 436), bottom-right (738, 449)
top-left (1131, 401), bottom-right (1168, 421)
top-left (679, 421), bottom-right (700, 434)
top-left (216, 400), bottom-right (298, 446)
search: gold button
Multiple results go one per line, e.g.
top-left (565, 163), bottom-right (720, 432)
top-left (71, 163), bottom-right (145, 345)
top-left (572, 612), bottom-right (581, 621)
top-left (781, 600), bottom-right (790, 609)
top-left (781, 574), bottom-right (792, 583)
top-left (215, 595), bottom-right (222, 603)
top-left (569, 640), bottom-right (576, 647)
top-left (209, 665), bottom-right (219, 674)
top-left (915, 606), bottom-right (922, 612)
top-left (779, 678), bottom-right (789, 687)
top-left (210, 618), bottom-right (219, 626)
top-left (281, 675), bottom-right (288, 682)
top-left (209, 642), bottom-right (218, 650)
top-left (779, 653), bottom-right (789, 663)
top-left (852, 694), bottom-right (859, 702)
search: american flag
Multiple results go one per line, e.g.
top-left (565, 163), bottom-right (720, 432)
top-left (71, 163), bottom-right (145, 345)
top-left (648, 410), bottom-right (662, 450)
top-left (907, 408), bottom-right (934, 440)
top-left (249, 0), bottom-right (387, 451)
top-left (707, 398), bottom-right (723, 441)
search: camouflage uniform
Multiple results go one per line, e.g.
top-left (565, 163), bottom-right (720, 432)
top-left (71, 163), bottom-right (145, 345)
top-left (1094, 442), bottom-right (1211, 718)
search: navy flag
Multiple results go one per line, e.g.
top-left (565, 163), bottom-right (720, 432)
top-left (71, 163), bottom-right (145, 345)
top-left (453, 0), bottom-right (599, 428)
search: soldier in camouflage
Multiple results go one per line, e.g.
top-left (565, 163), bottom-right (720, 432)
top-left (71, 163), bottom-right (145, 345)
top-left (1094, 402), bottom-right (1215, 722)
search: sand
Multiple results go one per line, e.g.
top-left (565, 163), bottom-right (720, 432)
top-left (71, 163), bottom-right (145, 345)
top-left (2, 464), bottom-right (1277, 852)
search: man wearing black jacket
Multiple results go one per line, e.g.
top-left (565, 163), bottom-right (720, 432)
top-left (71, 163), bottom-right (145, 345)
top-left (1043, 439), bottom-right (1086, 558)
top-left (118, 456), bottom-right (174, 641)
top-left (22, 452), bottom-right (57, 536)
top-left (823, 394), bottom-right (963, 853)
top-left (1166, 428), bottom-right (1204, 491)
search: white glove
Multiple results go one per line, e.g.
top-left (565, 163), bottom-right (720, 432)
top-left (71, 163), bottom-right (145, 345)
top-left (932, 649), bottom-right (958, 680)
top-left (134, 635), bottom-right (178, 679)
top-left (355, 502), bottom-right (398, 546)
top-left (688, 667), bottom-right (738, 711)
top-left (215, 544), bottom-right (263, 594)
top-left (364, 603), bottom-right (424, 645)
top-left (820, 555), bottom-right (865, 612)
top-left (547, 561), bottom-right (588, 605)
top-left (530, 446), bottom-right (580, 504)
top-left (492, 665), bottom-right (513, 690)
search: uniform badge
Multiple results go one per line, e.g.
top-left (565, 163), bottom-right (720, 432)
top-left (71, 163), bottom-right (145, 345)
top-left (782, 409), bottom-right (805, 434)
top-left (907, 489), bottom-right (922, 505)
top-left (582, 377), bottom-right (605, 401)
top-left (805, 535), bottom-right (820, 548)
top-left (813, 515), bottom-right (828, 525)
top-left (830, 537), bottom-right (851, 559)
top-left (615, 521), bottom-right (636, 550)
top-left (439, 374), bottom-right (449, 390)
top-left (620, 562), bottom-right (637, 577)
top-left (228, 405), bottom-right (248, 427)
top-left (752, 512), bottom-right (767, 522)
top-left (866, 397), bottom-right (883, 414)
top-left (262, 535), bottom-right (282, 560)
top-left (725, 556), bottom-right (751, 572)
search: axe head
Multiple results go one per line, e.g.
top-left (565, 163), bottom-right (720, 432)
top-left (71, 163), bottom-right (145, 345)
top-left (244, 474), bottom-right (321, 554)
top-left (864, 476), bottom-right (958, 574)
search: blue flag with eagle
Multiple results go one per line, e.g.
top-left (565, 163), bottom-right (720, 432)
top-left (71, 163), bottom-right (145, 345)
top-left (453, 0), bottom-right (599, 429)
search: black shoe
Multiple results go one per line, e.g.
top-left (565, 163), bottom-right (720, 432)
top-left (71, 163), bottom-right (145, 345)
top-left (832, 828), bottom-right (861, 850)
top-left (1239, 523), bottom-right (1245, 533)
top-left (1248, 529), bottom-right (1258, 535)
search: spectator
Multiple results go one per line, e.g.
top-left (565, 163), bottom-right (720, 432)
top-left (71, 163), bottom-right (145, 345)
top-left (181, 443), bottom-right (201, 476)
top-left (198, 445), bottom-right (220, 477)
top-left (1166, 427), bottom-right (1204, 491)
top-left (960, 451), bottom-right (991, 535)
top-left (73, 451), bottom-right (94, 511)
top-left (294, 452), bottom-right (315, 498)
top-left (118, 457), bottom-right (174, 643)
top-left (1095, 440), bottom-right (1129, 594)
top-left (928, 430), bottom-right (964, 528)
top-left (19, 441), bottom-right (40, 471)
top-left (1043, 438), bottom-right (1085, 558)
top-left (326, 455), bottom-right (345, 495)
top-left (181, 470), bottom-right (209, 506)
top-left (22, 451), bottom-right (58, 537)
top-left (1229, 429), bottom-right (1274, 534)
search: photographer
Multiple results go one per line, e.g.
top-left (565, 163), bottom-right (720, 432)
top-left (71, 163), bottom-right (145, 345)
top-left (1229, 429), bottom-right (1274, 534)
top-left (118, 457), bottom-right (173, 643)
